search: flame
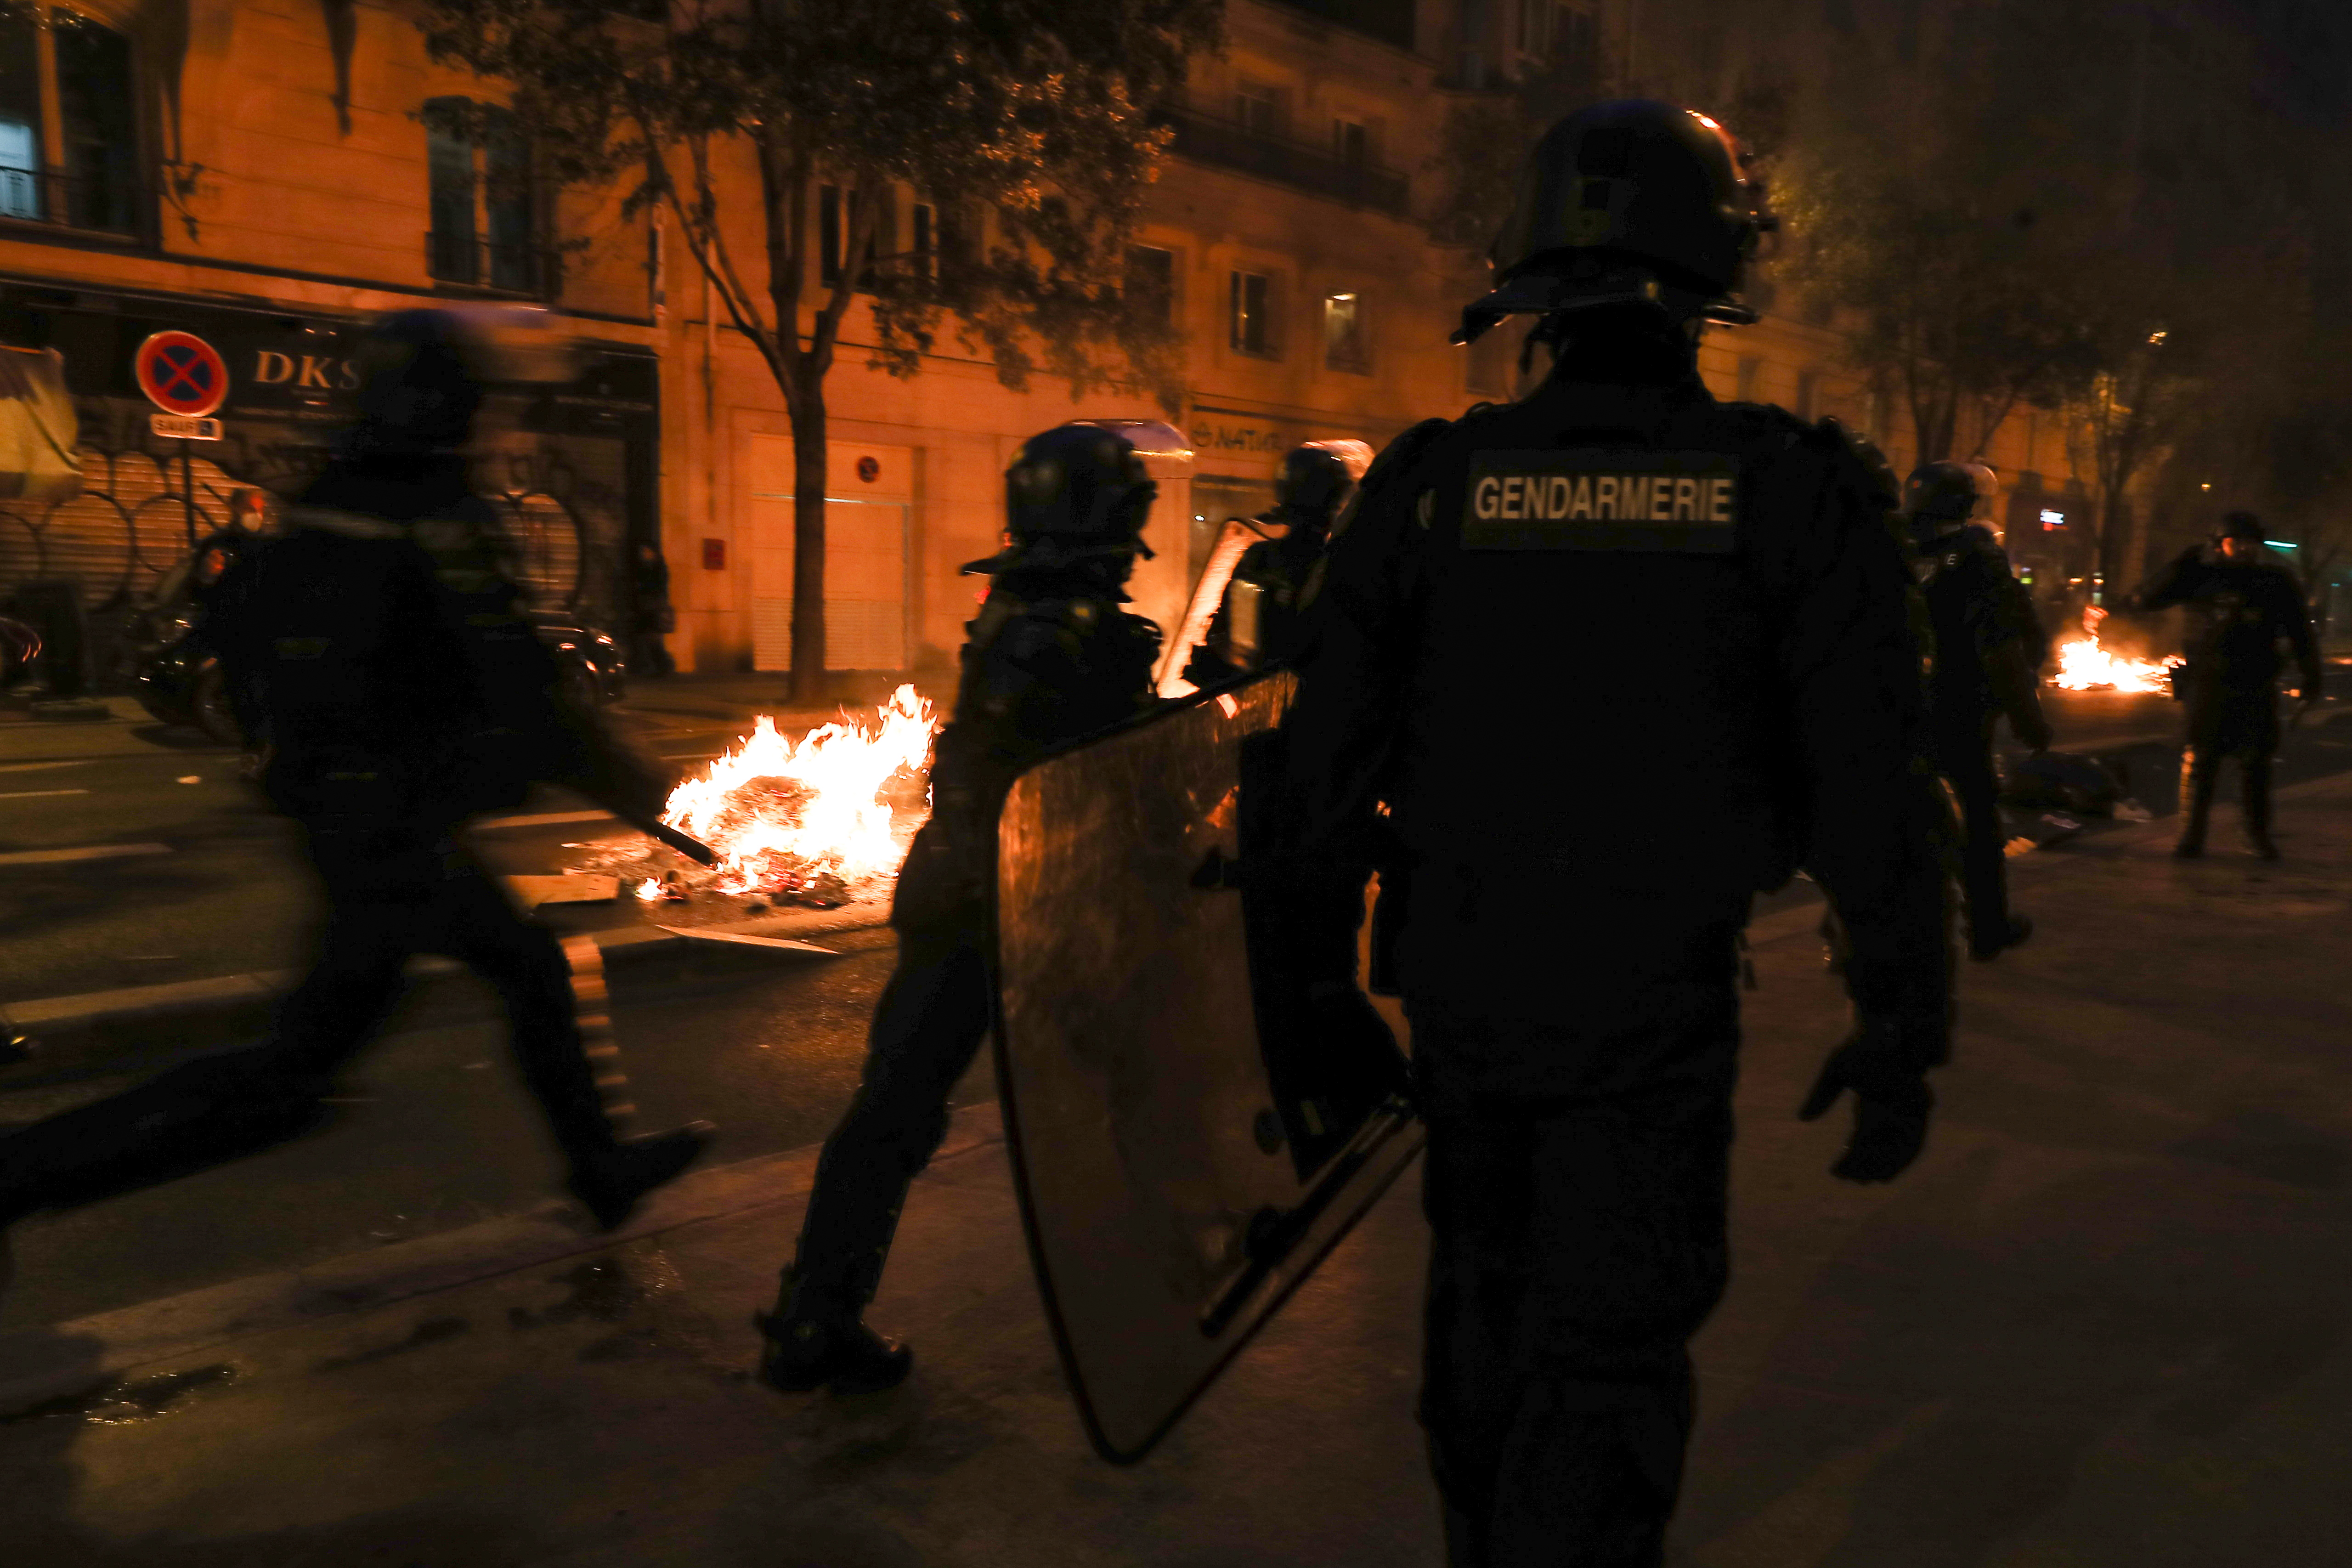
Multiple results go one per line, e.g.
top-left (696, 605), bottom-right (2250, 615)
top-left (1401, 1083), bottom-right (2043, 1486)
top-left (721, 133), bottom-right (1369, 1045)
top-left (2050, 639), bottom-right (2182, 693)
top-left (658, 684), bottom-right (939, 894)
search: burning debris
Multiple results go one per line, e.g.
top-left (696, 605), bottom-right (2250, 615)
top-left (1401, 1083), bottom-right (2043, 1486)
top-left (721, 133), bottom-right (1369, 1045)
top-left (2049, 609), bottom-right (2183, 694)
top-left (585, 685), bottom-right (940, 912)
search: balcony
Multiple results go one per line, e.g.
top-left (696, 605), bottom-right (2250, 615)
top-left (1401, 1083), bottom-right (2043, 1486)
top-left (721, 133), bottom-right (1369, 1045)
top-left (0, 164), bottom-right (142, 238)
top-left (426, 230), bottom-right (554, 297)
top-left (1154, 106), bottom-right (1409, 217)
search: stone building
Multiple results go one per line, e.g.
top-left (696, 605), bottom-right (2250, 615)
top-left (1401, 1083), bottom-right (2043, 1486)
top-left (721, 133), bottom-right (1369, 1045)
top-left (0, 0), bottom-right (662, 690)
top-left (0, 0), bottom-right (2122, 691)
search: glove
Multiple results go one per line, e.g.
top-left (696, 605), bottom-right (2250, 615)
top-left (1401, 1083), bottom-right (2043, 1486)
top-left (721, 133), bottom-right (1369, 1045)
top-left (1798, 1034), bottom-right (1935, 1183)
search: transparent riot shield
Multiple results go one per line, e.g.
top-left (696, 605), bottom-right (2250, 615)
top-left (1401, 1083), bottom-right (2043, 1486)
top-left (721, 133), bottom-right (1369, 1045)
top-left (992, 669), bottom-right (1422, 1463)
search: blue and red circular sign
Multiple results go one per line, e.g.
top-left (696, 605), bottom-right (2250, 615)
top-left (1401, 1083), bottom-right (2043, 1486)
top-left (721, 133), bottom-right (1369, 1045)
top-left (134, 331), bottom-right (230, 418)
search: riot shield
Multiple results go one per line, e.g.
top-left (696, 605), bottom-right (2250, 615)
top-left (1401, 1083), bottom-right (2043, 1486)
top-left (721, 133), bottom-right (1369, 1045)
top-left (1151, 516), bottom-right (1264, 697)
top-left (993, 669), bottom-right (1422, 1463)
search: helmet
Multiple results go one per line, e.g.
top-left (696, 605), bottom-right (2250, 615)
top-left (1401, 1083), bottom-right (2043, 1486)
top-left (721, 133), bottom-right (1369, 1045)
top-left (1455, 101), bottom-right (1775, 344)
top-left (2217, 509), bottom-right (2266, 541)
top-left (1263, 441), bottom-right (1367, 534)
top-left (345, 310), bottom-right (491, 454)
top-left (1904, 461), bottom-right (2000, 537)
top-left (964, 424), bottom-right (1158, 575)
top-left (342, 306), bottom-right (582, 457)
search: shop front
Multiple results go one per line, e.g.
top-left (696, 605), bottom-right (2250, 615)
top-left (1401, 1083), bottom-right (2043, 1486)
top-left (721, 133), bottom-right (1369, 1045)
top-left (0, 282), bottom-right (658, 690)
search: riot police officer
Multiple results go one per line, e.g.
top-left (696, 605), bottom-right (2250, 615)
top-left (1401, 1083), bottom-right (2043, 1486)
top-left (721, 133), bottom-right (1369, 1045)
top-left (1279, 102), bottom-right (1952, 1567)
top-left (2120, 510), bottom-right (2321, 858)
top-left (0, 310), bottom-right (707, 1238)
top-left (756, 423), bottom-right (1165, 1395)
top-left (1184, 439), bottom-right (1367, 685)
top-left (1908, 461), bottom-right (2053, 957)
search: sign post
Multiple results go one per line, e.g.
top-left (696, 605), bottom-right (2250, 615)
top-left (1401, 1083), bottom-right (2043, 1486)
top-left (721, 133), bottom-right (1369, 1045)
top-left (133, 331), bottom-right (231, 548)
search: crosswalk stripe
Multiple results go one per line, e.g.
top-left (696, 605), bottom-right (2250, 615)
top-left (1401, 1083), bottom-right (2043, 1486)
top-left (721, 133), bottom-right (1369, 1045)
top-left (0, 842), bottom-right (171, 866)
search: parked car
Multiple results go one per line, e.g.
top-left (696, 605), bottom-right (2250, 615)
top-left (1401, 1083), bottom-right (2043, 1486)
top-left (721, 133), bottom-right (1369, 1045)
top-left (128, 542), bottom-right (628, 746)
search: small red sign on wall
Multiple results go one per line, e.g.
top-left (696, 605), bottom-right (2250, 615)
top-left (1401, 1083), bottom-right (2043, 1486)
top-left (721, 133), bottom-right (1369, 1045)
top-left (855, 455), bottom-right (881, 483)
top-left (701, 538), bottom-right (726, 570)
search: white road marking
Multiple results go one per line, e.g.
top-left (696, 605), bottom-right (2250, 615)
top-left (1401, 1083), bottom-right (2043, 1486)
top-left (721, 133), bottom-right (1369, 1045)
top-left (474, 809), bottom-right (616, 830)
top-left (0, 788), bottom-right (89, 800)
top-left (0, 841), bottom-right (171, 866)
top-left (655, 924), bottom-right (837, 955)
top-left (0, 760), bottom-right (92, 774)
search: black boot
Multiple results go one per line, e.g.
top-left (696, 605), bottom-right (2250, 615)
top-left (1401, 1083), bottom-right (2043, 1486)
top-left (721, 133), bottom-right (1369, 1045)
top-left (1968, 911), bottom-right (2034, 961)
top-left (2173, 749), bottom-right (2216, 857)
top-left (754, 1271), bottom-right (913, 1394)
top-left (2243, 756), bottom-right (2280, 859)
top-left (565, 1122), bottom-right (713, 1231)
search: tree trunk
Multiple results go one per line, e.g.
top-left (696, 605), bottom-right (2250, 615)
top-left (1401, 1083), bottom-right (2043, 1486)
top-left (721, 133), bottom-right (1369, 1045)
top-left (787, 366), bottom-right (828, 705)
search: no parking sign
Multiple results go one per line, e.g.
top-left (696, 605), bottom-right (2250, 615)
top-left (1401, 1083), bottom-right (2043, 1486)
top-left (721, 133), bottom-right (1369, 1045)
top-left (134, 330), bottom-right (230, 419)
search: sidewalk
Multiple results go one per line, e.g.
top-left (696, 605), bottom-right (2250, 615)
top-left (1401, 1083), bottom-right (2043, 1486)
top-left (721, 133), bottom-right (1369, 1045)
top-left (5, 774), bottom-right (2352, 1563)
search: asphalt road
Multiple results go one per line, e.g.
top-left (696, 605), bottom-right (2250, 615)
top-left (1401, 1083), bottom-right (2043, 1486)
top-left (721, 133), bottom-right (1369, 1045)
top-left (0, 922), bottom-right (997, 1331)
top-left (6, 674), bottom-right (2351, 1337)
top-left (9, 679), bottom-right (2348, 1002)
top-left (0, 708), bottom-right (763, 1001)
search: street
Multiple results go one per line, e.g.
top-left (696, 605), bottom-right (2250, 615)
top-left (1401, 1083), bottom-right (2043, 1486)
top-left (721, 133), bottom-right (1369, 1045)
top-left (7, 673), bottom-right (2352, 1338)
top-left (7, 5), bottom-right (2352, 1560)
top-left (0, 925), bottom-right (967, 1331)
top-left (6, 677), bottom-right (2344, 1002)
top-left (7, 750), bottom-right (2352, 1566)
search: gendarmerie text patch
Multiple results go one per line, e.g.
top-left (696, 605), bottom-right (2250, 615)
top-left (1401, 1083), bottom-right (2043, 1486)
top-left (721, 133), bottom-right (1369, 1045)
top-left (1463, 449), bottom-right (1741, 552)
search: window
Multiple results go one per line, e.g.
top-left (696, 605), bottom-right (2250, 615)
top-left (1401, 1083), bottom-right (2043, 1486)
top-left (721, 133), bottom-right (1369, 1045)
top-left (819, 184), bottom-right (888, 289)
top-left (1466, 323), bottom-right (1516, 397)
top-left (1229, 270), bottom-right (1274, 357)
top-left (426, 98), bottom-right (540, 292)
top-left (910, 200), bottom-right (936, 279)
top-left (1125, 245), bottom-right (1175, 326)
top-left (1735, 354), bottom-right (1764, 403)
top-left (1323, 292), bottom-right (1367, 373)
top-left (0, 8), bottom-right (137, 233)
top-left (1520, 0), bottom-right (1598, 78)
top-left (1235, 80), bottom-right (1282, 138)
top-left (819, 184), bottom-right (843, 285)
top-left (1334, 119), bottom-right (1368, 171)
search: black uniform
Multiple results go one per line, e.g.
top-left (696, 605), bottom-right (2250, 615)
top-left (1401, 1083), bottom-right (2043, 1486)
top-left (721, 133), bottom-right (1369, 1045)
top-left (0, 452), bottom-right (681, 1224)
top-left (1282, 331), bottom-right (1950, 1565)
top-left (2127, 544), bottom-right (2320, 853)
top-left (777, 567), bottom-right (1160, 1328)
top-left (1916, 523), bottom-right (2051, 952)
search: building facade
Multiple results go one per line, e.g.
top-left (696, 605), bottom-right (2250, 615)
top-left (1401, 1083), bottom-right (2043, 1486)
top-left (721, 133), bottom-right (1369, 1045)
top-left (0, 0), bottom-right (663, 689)
top-left (0, 0), bottom-right (2121, 693)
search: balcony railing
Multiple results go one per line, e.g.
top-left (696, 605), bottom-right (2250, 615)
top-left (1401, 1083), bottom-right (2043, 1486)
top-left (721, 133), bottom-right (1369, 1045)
top-left (1154, 106), bottom-right (1409, 216)
top-left (0, 164), bottom-right (142, 237)
top-left (426, 230), bottom-right (554, 296)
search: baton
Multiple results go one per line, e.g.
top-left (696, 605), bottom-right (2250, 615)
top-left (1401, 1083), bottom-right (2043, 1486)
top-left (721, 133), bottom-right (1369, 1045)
top-left (591, 803), bottom-right (717, 866)
top-left (637, 815), bottom-right (718, 867)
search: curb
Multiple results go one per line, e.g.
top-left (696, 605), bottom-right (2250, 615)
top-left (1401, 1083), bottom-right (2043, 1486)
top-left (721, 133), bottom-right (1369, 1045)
top-left (0, 904), bottom-right (895, 1090)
